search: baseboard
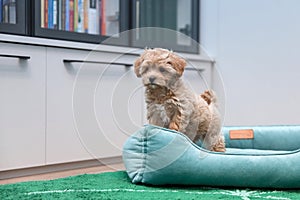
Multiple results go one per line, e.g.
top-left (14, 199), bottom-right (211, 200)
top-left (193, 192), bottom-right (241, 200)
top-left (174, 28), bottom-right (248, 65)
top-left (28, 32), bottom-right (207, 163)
top-left (0, 156), bottom-right (123, 180)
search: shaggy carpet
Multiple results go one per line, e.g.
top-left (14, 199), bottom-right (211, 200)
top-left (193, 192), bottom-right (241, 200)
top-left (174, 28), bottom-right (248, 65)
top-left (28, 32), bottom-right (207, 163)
top-left (0, 171), bottom-right (299, 199)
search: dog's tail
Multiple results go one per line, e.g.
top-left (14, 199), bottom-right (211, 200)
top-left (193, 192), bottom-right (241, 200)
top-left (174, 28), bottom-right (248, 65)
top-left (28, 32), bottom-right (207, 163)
top-left (200, 90), bottom-right (217, 105)
top-left (201, 90), bottom-right (225, 152)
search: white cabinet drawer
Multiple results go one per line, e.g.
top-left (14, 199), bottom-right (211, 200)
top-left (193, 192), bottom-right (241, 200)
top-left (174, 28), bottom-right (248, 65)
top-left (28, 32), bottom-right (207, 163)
top-left (46, 47), bottom-right (143, 164)
top-left (0, 43), bottom-right (46, 171)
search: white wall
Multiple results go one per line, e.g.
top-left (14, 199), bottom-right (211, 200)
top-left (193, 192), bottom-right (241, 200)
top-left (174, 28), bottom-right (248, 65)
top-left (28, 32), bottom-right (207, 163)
top-left (201, 0), bottom-right (300, 126)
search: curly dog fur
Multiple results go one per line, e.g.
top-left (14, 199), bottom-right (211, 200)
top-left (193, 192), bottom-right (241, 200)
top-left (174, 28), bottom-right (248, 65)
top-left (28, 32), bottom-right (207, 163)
top-left (134, 48), bottom-right (225, 152)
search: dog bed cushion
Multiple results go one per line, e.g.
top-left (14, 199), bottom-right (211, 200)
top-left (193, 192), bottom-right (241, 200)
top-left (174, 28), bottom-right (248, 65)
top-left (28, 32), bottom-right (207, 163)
top-left (122, 125), bottom-right (300, 189)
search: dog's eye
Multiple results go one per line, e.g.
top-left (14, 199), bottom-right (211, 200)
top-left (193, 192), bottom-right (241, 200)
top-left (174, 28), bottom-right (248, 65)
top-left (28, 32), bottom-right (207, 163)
top-left (167, 62), bottom-right (172, 65)
top-left (142, 66), bottom-right (149, 73)
top-left (159, 67), bottom-right (166, 73)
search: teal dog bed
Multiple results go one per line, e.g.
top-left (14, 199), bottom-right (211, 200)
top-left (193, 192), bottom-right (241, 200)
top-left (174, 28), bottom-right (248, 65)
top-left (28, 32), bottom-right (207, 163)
top-left (122, 125), bottom-right (300, 189)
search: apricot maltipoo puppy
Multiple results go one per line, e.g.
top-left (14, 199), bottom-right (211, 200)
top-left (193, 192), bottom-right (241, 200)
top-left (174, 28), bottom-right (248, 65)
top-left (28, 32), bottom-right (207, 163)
top-left (134, 48), bottom-right (225, 152)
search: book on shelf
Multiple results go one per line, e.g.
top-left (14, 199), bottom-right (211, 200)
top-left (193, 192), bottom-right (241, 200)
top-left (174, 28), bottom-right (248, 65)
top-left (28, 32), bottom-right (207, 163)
top-left (77, 0), bottom-right (83, 32)
top-left (88, 0), bottom-right (99, 34)
top-left (83, 0), bottom-right (88, 32)
top-left (41, 0), bottom-right (106, 35)
top-left (65, 0), bottom-right (69, 30)
top-left (74, 0), bottom-right (78, 31)
top-left (53, 0), bottom-right (58, 29)
top-left (43, 0), bottom-right (48, 28)
top-left (41, 0), bottom-right (44, 27)
top-left (48, 0), bottom-right (53, 28)
top-left (61, 0), bottom-right (65, 30)
top-left (100, 0), bottom-right (105, 35)
top-left (69, 0), bottom-right (74, 31)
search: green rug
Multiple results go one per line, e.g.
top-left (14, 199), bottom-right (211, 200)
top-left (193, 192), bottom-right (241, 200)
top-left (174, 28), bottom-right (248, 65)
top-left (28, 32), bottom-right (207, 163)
top-left (0, 171), bottom-right (299, 200)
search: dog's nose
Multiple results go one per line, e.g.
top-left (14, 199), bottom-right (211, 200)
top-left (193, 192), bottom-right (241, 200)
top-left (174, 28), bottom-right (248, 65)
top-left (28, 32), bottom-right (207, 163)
top-left (149, 76), bottom-right (156, 83)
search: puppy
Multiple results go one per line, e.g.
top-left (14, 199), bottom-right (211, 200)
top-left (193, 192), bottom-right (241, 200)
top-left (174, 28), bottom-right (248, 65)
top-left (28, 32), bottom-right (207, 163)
top-left (134, 48), bottom-right (225, 152)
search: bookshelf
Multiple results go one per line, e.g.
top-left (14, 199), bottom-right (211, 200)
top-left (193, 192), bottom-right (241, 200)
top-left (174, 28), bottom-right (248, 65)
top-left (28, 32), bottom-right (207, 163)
top-left (40, 0), bottom-right (120, 36)
top-left (0, 0), bottom-right (200, 53)
top-left (34, 0), bottom-right (128, 45)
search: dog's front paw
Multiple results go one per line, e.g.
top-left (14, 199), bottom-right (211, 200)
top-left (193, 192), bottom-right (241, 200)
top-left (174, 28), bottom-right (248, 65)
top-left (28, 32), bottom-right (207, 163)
top-left (169, 121), bottom-right (179, 131)
top-left (164, 99), bottom-right (177, 116)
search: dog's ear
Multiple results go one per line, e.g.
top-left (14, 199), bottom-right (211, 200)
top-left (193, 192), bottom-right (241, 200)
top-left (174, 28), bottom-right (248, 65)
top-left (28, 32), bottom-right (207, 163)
top-left (134, 56), bottom-right (143, 78)
top-left (169, 54), bottom-right (187, 76)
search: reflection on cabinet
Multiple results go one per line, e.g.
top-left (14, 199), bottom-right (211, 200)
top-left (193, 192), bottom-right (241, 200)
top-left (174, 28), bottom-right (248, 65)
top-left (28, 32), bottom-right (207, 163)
top-left (0, 43), bottom-right (46, 171)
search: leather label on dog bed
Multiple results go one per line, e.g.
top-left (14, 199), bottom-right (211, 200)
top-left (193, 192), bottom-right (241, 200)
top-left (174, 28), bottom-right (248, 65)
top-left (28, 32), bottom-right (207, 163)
top-left (229, 129), bottom-right (254, 140)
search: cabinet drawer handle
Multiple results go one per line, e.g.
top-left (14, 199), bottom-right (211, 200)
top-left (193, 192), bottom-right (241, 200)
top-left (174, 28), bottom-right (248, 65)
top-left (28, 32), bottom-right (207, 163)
top-left (185, 68), bottom-right (205, 72)
top-left (0, 54), bottom-right (30, 60)
top-left (63, 59), bottom-right (132, 68)
top-left (63, 59), bottom-right (203, 72)
top-left (63, 59), bottom-right (205, 72)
